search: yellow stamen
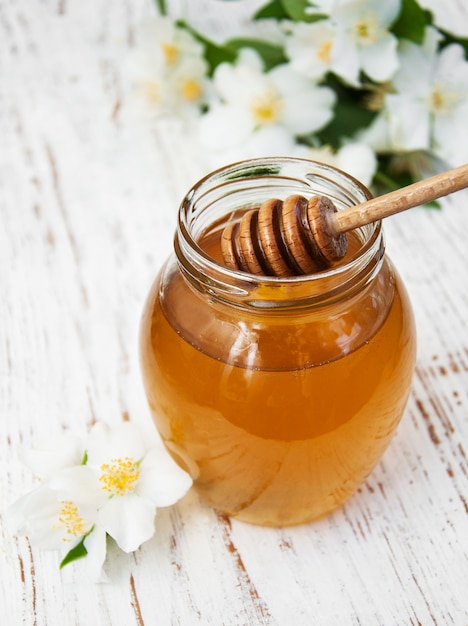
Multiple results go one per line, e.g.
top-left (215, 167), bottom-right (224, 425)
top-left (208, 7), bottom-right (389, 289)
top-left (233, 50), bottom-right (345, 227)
top-left (317, 40), bottom-right (332, 65)
top-left (430, 85), bottom-right (460, 116)
top-left (162, 42), bottom-right (178, 66)
top-left (56, 501), bottom-right (88, 542)
top-left (100, 457), bottom-right (140, 496)
top-left (182, 79), bottom-right (202, 102)
top-left (251, 90), bottom-right (283, 125)
top-left (354, 12), bottom-right (380, 45)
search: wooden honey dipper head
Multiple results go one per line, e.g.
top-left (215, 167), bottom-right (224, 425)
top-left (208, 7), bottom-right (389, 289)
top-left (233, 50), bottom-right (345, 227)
top-left (221, 194), bottom-right (347, 276)
top-left (220, 163), bottom-right (468, 277)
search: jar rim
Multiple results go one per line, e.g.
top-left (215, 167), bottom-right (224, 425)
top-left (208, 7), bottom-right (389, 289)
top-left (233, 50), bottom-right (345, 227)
top-left (175, 157), bottom-right (383, 307)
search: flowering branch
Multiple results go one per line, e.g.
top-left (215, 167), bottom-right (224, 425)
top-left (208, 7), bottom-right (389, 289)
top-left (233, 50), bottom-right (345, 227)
top-left (128, 0), bottom-right (468, 194)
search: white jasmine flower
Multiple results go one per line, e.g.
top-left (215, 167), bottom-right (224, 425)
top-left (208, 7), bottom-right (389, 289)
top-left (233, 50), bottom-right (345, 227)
top-left (332, 142), bottom-right (377, 186)
top-left (385, 27), bottom-right (468, 166)
top-left (50, 422), bottom-right (193, 553)
top-left (134, 16), bottom-right (205, 69)
top-left (7, 485), bottom-right (108, 582)
top-left (199, 49), bottom-right (335, 156)
top-left (270, 63), bottom-right (336, 134)
top-left (222, 11), bottom-right (287, 46)
top-left (202, 125), bottom-right (300, 170)
top-left (19, 432), bottom-right (85, 479)
top-left (124, 16), bottom-right (209, 121)
top-left (8, 421), bottom-right (192, 580)
top-left (355, 110), bottom-right (394, 153)
top-left (7, 431), bottom-right (108, 579)
top-left (171, 57), bottom-right (210, 107)
top-left (284, 20), bottom-right (336, 81)
top-left (328, 0), bottom-right (401, 85)
top-left (8, 485), bottom-right (93, 550)
top-left (295, 142), bottom-right (377, 186)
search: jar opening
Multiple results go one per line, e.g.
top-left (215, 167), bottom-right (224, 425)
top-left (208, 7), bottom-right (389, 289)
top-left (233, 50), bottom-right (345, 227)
top-left (175, 157), bottom-right (383, 309)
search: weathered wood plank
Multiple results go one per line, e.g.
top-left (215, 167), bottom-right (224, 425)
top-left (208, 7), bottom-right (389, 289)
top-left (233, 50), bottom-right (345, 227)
top-left (1, 0), bottom-right (468, 624)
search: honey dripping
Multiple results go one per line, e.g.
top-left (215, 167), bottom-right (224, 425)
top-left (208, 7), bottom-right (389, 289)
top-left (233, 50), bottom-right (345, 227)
top-left (221, 163), bottom-right (468, 277)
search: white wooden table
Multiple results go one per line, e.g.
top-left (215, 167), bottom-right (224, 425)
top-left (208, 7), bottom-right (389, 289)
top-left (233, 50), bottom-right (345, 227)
top-left (1, 1), bottom-right (468, 624)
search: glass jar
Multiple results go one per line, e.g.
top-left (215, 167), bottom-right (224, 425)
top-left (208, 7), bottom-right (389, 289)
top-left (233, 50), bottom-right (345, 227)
top-left (139, 157), bottom-right (416, 527)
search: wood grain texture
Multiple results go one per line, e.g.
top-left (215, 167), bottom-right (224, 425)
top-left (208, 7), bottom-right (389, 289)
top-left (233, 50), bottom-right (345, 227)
top-left (1, 1), bottom-right (468, 625)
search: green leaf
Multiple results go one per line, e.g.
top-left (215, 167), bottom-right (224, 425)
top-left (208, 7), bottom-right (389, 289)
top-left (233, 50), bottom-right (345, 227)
top-left (422, 200), bottom-right (441, 209)
top-left (226, 37), bottom-right (287, 70)
top-left (315, 78), bottom-right (378, 148)
top-left (254, 0), bottom-right (288, 20)
top-left (391, 0), bottom-right (430, 44)
top-left (281, 0), bottom-right (312, 21)
top-left (317, 101), bottom-right (377, 148)
top-left (203, 42), bottom-right (238, 75)
top-left (373, 166), bottom-right (413, 193)
top-left (282, 0), bottom-right (327, 22)
top-left (373, 153), bottom-right (417, 191)
top-left (254, 0), bottom-right (326, 22)
top-left (372, 154), bottom-right (441, 207)
top-left (177, 21), bottom-right (238, 75)
top-left (60, 536), bottom-right (88, 569)
top-left (177, 25), bottom-right (288, 74)
top-left (439, 30), bottom-right (468, 61)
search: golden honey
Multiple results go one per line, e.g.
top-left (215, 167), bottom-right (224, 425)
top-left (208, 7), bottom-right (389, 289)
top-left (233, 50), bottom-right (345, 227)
top-left (140, 158), bottom-right (416, 526)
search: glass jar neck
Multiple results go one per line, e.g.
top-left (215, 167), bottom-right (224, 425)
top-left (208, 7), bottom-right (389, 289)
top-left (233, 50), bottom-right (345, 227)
top-left (174, 157), bottom-right (384, 310)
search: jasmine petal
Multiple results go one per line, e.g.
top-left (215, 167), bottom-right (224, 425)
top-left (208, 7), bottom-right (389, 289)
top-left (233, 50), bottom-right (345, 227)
top-left (385, 27), bottom-right (468, 165)
top-left (136, 448), bottom-right (194, 507)
top-left (19, 433), bottom-right (84, 479)
top-left (63, 422), bottom-right (193, 555)
top-left (329, 0), bottom-right (401, 85)
top-left (7, 485), bottom-right (94, 551)
top-left (83, 526), bottom-right (109, 583)
top-left (98, 494), bottom-right (156, 553)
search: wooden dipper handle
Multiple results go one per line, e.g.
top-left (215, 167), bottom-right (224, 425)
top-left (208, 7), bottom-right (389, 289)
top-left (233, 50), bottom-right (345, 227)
top-left (331, 163), bottom-right (468, 234)
top-left (221, 163), bottom-right (468, 277)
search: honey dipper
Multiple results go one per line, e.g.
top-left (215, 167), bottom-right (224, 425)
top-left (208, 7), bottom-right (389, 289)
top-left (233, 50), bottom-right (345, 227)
top-left (221, 163), bottom-right (468, 277)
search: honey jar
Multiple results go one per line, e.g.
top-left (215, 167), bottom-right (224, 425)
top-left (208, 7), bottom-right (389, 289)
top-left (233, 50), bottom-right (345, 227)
top-left (139, 157), bottom-right (416, 526)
